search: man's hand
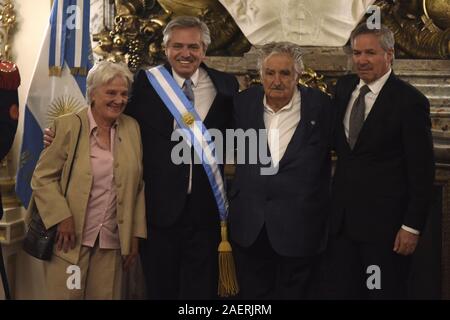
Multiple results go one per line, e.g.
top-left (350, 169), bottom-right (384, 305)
top-left (56, 216), bottom-right (76, 253)
top-left (43, 127), bottom-right (55, 147)
top-left (123, 237), bottom-right (139, 272)
top-left (393, 228), bottom-right (419, 256)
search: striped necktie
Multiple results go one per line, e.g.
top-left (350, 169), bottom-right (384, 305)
top-left (183, 78), bottom-right (195, 106)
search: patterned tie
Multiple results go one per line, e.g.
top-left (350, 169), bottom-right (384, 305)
top-left (183, 78), bottom-right (195, 106)
top-left (348, 85), bottom-right (371, 149)
top-left (182, 78), bottom-right (195, 194)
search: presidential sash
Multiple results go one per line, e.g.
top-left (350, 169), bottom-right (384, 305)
top-left (145, 66), bottom-right (228, 219)
top-left (145, 66), bottom-right (238, 296)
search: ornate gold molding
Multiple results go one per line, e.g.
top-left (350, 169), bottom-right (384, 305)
top-left (92, 0), bottom-right (251, 71)
top-left (95, 0), bottom-right (450, 69)
top-left (374, 0), bottom-right (450, 59)
top-left (0, 0), bottom-right (16, 60)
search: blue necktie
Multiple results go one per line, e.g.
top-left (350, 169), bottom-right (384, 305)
top-left (183, 78), bottom-right (195, 106)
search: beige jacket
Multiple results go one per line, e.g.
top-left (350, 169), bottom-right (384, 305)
top-left (30, 108), bottom-right (146, 264)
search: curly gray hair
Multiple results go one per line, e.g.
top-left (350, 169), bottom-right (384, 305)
top-left (257, 42), bottom-right (304, 78)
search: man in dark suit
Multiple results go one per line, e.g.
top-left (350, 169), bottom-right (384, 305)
top-left (326, 23), bottom-right (435, 299)
top-left (229, 42), bottom-right (334, 299)
top-left (125, 16), bottom-right (239, 299)
top-left (0, 60), bottom-right (20, 300)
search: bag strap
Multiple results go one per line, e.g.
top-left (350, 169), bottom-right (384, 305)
top-left (63, 114), bottom-right (82, 197)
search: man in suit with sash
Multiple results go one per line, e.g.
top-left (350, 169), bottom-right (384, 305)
top-left (326, 23), bottom-right (435, 299)
top-left (229, 42), bottom-right (334, 299)
top-left (125, 16), bottom-right (239, 299)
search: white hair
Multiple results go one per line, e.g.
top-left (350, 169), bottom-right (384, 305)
top-left (257, 42), bottom-right (304, 78)
top-left (86, 61), bottom-right (133, 106)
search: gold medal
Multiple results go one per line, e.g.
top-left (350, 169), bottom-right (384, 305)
top-left (182, 112), bottom-right (195, 127)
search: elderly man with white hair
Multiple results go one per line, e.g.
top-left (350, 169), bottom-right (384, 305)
top-left (229, 41), bottom-right (334, 299)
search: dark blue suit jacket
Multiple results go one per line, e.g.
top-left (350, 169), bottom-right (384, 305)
top-left (229, 85), bottom-right (334, 257)
top-left (125, 63), bottom-right (239, 228)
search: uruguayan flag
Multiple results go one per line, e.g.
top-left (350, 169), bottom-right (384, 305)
top-left (16, 0), bottom-right (91, 207)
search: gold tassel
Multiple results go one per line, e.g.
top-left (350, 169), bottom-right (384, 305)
top-left (48, 66), bottom-right (62, 77)
top-left (218, 220), bottom-right (239, 297)
top-left (70, 67), bottom-right (88, 76)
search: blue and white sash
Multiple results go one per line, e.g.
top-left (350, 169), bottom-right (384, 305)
top-left (145, 66), bottom-right (228, 221)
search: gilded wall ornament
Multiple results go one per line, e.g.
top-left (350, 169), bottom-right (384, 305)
top-left (0, 0), bottom-right (16, 60)
top-left (92, 0), bottom-right (250, 71)
top-left (373, 0), bottom-right (450, 59)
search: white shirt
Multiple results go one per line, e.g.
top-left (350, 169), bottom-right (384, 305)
top-left (172, 68), bottom-right (217, 193)
top-left (263, 88), bottom-right (301, 167)
top-left (343, 69), bottom-right (392, 139)
top-left (342, 69), bottom-right (420, 235)
top-left (172, 68), bottom-right (217, 122)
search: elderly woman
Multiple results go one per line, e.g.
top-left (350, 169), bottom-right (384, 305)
top-left (30, 61), bottom-right (146, 299)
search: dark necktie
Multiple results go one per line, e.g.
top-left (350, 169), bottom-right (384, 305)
top-left (183, 78), bottom-right (195, 106)
top-left (348, 84), bottom-right (371, 149)
top-left (181, 79), bottom-right (195, 194)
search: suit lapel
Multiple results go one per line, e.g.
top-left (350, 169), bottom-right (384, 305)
top-left (255, 87), bottom-right (266, 131)
top-left (253, 87), bottom-right (272, 166)
top-left (352, 73), bottom-right (396, 150)
top-left (278, 86), bottom-right (313, 167)
top-left (203, 95), bottom-right (222, 129)
top-left (338, 77), bottom-right (359, 121)
top-left (337, 76), bottom-right (359, 153)
top-left (201, 63), bottom-right (222, 129)
top-left (77, 109), bottom-right (93, 176)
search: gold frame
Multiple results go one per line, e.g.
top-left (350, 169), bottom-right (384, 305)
top-left (0, 0), bottom-right (17, 60)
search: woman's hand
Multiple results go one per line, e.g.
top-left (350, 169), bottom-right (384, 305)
top-left (56, 216), bottom-right (76, 253)
top-left (123, 237), bottom-right (139, 272)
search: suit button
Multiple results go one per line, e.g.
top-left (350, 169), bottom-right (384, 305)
top-left (115, 163), bottom-right (119, 168)
top-left (118, 219), bottom-right (124, 224)
top-left (117, 183), bottom-right (122, 188)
